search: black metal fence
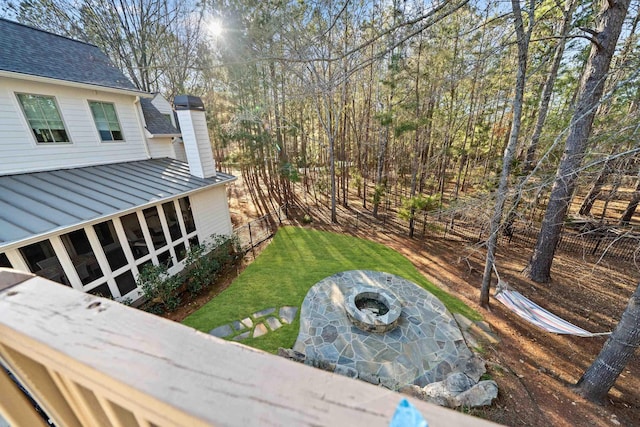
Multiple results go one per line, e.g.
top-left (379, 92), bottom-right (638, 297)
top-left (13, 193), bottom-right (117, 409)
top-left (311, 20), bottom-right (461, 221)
top-left (233, 204), bottom-right (289, 254)
top-left (232, 200), bottom-right (640, 264)
top-left (283, 201), bottom-right (640, 265)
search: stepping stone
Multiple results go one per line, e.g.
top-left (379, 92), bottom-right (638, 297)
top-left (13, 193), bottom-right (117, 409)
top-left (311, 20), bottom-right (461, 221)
top-left (266, 317), bottom-right (282, 331)
top-left (252, 308), bottom-right (276, 319)
top-left (453, 313), bottom-right (473, 332)
top-left (233, 331), bottom-right (251, 341)
top-left (232, 320), bottom-right (245, 331)
top-left (474, 321), bottom-right (493, 334)
top-left (253, 323), bottom-right (268, 338)
top-left (209, 324), bottom-right (233, 338)
top-left (279, 306), bottom-right (298, 324)
top-left (469, 323), bottom-right (500, 345)
top-left (241, 317), bottom-right (254, 328)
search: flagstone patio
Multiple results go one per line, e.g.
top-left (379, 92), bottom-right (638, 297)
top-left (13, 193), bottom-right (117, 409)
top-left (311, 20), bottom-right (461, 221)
top-left (292, 270), bottom-right (485, 389)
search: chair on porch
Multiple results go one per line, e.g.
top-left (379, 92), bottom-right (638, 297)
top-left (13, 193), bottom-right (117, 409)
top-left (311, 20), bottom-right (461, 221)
top-left (125, 229), bottom-right (148, 257)
top-left (36, 257), bottom-right (60, 271)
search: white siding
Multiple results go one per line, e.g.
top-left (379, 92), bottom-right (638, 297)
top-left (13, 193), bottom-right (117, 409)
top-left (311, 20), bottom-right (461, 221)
top-left (191, 186), bottom-right (233, 243)
top-left (150, 94), bottom-right (177, 127)
top-left (176, 110), bottom-right (216, 178)
top-left (147, 136), bottom-right (176, 159)
top-left (173, 140), bottom-right (187, 162)
top-left (0, 77), bottom-right (149, 175)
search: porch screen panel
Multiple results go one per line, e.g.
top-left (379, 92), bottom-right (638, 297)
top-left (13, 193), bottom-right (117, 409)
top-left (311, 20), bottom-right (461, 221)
top-left (162, 201), bottom-right (182, 241)
top-left (157, 250), bottom-right (173, 268)
top-left (120, 213), bottom-right (149, 259)
top-left (94, 221), bottom-right (127, 271)
top-left (0, 253), bottom-right (12, 268)
top-left (19, 240), bottom-right (69, 285)
top-left (115, 271), bottom-right (137, 296)
top-left (143, 207), bottom-right (167, 250)
top-left (174, 242), bottom-right (187, 262)
top-left (88, 283), bottom-right (112, 298)
top-left (61, 229), bottom-right (103, 285)
top-left (178, 197), bottom-right (196, 234)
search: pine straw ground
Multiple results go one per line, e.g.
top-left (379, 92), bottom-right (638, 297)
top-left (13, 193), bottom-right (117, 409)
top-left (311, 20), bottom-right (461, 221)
top-left (171, 176), bottom-right (639, 426)
top-left (303, 203), bottom-right (640, 427)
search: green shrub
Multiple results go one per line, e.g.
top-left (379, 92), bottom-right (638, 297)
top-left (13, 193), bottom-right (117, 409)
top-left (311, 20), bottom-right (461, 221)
top-left (184, 234), bottom-right (240, 297)
top-left (136, 263), bottom-right (181, 313)
top-left (372, 184), bottom-right (385, 206)
top-left (138, 234), bottom-right (241, 312)
top-left (398, 194), bottom-right (440, 221)
top-left (184, 243), bottom-right (210, 296)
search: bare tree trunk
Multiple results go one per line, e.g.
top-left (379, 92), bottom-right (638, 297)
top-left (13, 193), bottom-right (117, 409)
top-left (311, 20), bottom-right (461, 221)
top-left (579, 158), bottom-right (614, 216)
top-left (525, 0), bottom-right (631, 283)
top-left (574, 282), bottom-right (640, 403)
top-left (329, 133), bottom-right (338, 223)
top-left (408, 36), bottom-right (424, 238)
top-left (523, 0), bottom-right (575, 171)
top-left (419, 93), bottom-right (436, 193)
top-left (599, 168), bottom-right (621, 221)
top-left (372, 127), bottom-right (388, 218)
top-left (480, 0), bottom-right (533, 308)
top-left (620, 172), bottom-right (640, 225)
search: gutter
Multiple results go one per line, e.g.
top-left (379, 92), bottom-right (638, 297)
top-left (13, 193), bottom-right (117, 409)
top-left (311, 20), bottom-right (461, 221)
top-left (0, 70), bottom-right (151, 98)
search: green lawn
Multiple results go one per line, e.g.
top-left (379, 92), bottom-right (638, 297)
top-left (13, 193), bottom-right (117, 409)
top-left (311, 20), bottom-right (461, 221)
top-left (183, 226), bottom-right (480, 353)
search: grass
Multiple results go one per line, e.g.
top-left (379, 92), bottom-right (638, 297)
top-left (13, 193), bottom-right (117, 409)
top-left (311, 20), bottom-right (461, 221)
top-left (183, 226), bottom-right (480, 353)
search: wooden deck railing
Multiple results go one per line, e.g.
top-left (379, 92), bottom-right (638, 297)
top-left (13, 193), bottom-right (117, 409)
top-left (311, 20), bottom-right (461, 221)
top-left (0, 268), bottom-right (498, 426)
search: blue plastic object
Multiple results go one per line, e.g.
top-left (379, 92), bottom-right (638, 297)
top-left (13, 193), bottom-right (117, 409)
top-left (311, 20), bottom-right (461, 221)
top-left (389, 398), bottom-right (428, 427)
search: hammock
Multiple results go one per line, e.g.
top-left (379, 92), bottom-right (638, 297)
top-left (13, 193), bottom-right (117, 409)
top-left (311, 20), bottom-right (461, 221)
top-left (494, 280), bottom-right (610, 338)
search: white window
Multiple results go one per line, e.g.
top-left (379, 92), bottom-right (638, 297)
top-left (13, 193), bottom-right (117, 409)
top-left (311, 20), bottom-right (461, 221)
top-left (89, 101), bottom-right (124, 141)
top-left (17, 93), bottom-right (70, 143)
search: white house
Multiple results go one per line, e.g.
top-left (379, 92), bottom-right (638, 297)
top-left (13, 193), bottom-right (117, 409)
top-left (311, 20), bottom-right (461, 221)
top-left (0, 18), bottom-right (235, 302)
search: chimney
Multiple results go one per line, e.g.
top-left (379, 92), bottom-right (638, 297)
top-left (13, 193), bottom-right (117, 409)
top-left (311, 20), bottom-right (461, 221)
top-left (174, 95), bottom-right (216, 178)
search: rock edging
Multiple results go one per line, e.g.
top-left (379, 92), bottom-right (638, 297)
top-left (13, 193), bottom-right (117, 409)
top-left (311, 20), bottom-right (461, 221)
top-left (277, 348), bottom-right (498, 409)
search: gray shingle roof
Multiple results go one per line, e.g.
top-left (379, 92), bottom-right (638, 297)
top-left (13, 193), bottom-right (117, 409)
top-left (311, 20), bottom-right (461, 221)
top-left (0, 18), bottom-right (139, 92)
top-left (0, 158), bottom-right (235, 249)
top-left (140, 98), bottom-right (180, 136)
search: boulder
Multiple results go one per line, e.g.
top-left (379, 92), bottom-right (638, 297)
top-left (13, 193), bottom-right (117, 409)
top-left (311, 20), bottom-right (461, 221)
top-left (359, 371), bottom-right (380, 385)
top-left (399, 385), bottom-right (427, 400)
top-left (452, 380), bottom-right (498, 408)
top-left (453, 355), bottom-right (486, 383)
top-left (421, 381), bottom-right (450, 407)
top-left (420, 372), bottom-right (492, 408)
top-left (277, 348), bottom-right (305, 363)
top-left (445, 372), bottom-right (476, 394)
top-left (334, 364), bottom-right (358, 379)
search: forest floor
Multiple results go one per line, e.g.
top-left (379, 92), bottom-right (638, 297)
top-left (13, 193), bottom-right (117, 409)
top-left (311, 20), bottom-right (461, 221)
top-left (344, 223), bottom-right (639, 426)
top-left (171, 173), bottom-right (640, 426)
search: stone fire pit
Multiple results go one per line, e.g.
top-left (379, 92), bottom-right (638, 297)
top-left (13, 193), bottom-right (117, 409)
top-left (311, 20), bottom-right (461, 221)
top-left (344, 287), bottom-right (402, 333)
top-left (293, 270), bottom-right (485, 390)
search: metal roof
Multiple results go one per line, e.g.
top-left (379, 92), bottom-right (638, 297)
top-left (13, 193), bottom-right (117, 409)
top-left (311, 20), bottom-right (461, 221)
top-left (0, 158), bottom-right (235, 249)
top-left (140, 98), bottom-right (180, 136)
top-left (0, 18), bottom-right (139, 92)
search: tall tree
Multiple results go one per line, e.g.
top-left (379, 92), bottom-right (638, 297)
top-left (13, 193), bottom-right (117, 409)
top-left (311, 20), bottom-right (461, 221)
top-left (523, 0), bottom-right (577, 171)
top-left (574, 281), bottom-right (640, 403)
top-left (480, 0), bottom-right (534, 308)
top-left (619, 170), bottom-right (640, 225)
top-left (524, 0), bottom-right (631, 283)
